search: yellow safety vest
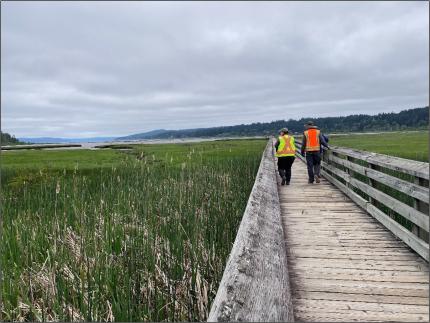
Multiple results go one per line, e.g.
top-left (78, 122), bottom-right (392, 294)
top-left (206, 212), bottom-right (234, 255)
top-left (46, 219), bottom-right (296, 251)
top-left (276, 135), bottom-right (296, 157)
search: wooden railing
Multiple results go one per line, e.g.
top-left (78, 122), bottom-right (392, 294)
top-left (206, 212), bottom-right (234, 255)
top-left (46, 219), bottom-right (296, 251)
top-left (295, 141), bottom-right (429, 261)
top-left (208, 140), bottom-right (294, 322)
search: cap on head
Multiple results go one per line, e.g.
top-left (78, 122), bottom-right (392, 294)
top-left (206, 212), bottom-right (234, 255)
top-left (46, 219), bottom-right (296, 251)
top-left (279, 128), bottom-right (289, 134)
top-left (305, 121), bottom-right (314, 126)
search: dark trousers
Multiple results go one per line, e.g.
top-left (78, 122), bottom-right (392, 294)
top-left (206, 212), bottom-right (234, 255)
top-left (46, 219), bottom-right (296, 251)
top-left (277, 156), bottom-right (295, 183)
top-left (305, 151), bottom-right (321, 182)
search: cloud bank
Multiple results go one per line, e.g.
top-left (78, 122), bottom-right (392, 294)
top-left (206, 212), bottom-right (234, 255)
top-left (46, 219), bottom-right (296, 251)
top-left (1, 1), bottom-right (428, 137)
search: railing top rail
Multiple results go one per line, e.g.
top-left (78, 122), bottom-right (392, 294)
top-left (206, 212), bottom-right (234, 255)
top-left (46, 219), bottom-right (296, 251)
top-left (327, 153), bottom-right (429, 204)
top-left (294, 140), bottom-right (429, 180)
top-left (331, 146), bottom-right (429, 180)
top-left (208, 139), bottom-right (294, 322)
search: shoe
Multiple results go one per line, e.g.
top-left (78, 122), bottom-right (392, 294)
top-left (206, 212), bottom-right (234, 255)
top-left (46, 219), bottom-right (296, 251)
top-left (281, 178), bottom-right (286, 185)
top-left (315, 175), bottom-right (320, 183)
top-left (286, 182), bottom-right (290, 185)
top-left (308, 180), bottom-right (314, 184)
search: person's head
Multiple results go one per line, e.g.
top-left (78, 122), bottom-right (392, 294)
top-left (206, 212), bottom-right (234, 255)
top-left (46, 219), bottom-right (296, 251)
top-left (304, 121), bottom-right (314, 129)
top-left (279, 128), bottom-right (289, 136)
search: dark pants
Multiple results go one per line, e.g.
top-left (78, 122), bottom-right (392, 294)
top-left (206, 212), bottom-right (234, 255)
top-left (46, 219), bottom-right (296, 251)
top-left (277, 156), bottom-right (295, 183)
top-left (306, 151), bottom-right (321, 182)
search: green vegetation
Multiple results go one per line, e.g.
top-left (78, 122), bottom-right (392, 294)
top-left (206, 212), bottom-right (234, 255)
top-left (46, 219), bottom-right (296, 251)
top-left (119, 107), bottom-right (428, 140)
top-left (328, 131), bottom-right (429, 162)
top-left (1, 139), bottom-right (267, 321)
top-left (1, 149), bottom-right (126, 187)
top-left (1, 131), bottom-right (23, 145)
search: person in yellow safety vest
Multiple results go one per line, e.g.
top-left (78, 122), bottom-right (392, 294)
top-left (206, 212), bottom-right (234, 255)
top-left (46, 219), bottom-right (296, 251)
top-left (275, 128), bottom-right (296, 186)
top-left (300, 121), bottom-right (329, 184)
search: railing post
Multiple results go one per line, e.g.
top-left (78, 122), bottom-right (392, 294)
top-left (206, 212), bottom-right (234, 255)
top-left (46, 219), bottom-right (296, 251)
top-left (367, 163), bottom-right (395, 219)
top-left (311, 144), bottom-right (429, 261)
top-left (327, 150), bottom-right (342, 183)
top-left (322, 147), bottom-right (330, 164)
top-left (412, 177), bottom-right (429, 243)
top-left (368, 163), bottom-right (378, 206)
top-left (345, 156), bottom-right (354, 190)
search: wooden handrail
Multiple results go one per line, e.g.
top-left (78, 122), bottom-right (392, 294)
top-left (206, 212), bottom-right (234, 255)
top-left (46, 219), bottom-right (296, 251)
top-left (295, 141), bottom-right (429, 261)
top-left (208, 140), bottom-right (294, 322)
top-left (331, 146), bottom-right (429, 180)
top-left (328, 154), bottom-right (429, 203)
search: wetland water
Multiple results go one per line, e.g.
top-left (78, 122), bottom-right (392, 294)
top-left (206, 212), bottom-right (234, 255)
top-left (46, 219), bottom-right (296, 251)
top-left (2, 136), bottom-right (266, 151)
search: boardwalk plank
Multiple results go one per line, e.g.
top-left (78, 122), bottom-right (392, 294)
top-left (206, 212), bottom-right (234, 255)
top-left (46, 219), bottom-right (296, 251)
top-left (295, 291), bottom-right (430, 306)
top-left (279, 159), bottom-right (429, 322)
top-left (290, 270), bottom-right (428, 283)
top-left (293, 299), bottom-right (429, 314)
top-left (294, 308), bottom-right (428, 322)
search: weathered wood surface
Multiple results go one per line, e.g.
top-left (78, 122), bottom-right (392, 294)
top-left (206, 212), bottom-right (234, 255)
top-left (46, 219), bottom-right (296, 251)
top-left (322, 163), bottom-right (429, 232)
top-left (328, 153), bottom-right (429, 203)
top-left (208, 140), bottom-right (294, 322)
top-left (294, 141), bottom-right (429, 260)
top-left (321, 169), bottom-right (430, 261)
top-left (329, 146), bottom-right (429, 180)
top-left (279, 159), bottom-right (429, 322)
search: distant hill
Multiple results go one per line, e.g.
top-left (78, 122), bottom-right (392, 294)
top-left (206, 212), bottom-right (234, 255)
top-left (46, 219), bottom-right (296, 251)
top-left (1, 131), bottom-right (23, 146)
top-left (118, 106), bottom-right (429, 140)
top-left (18, 137), bottom-right (117, 144)
top-left (119, 129), bottom-right (167, 141)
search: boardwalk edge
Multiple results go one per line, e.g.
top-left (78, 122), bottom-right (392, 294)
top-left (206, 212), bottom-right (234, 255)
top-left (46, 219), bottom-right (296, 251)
top-left (208, 139), bottom-right (294, 322)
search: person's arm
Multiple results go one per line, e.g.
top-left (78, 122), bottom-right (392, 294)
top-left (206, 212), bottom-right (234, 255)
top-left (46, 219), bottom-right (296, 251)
top-left (319, 133), bottom-right (329, 148)
top-left (300, 134), bottom-right (306, 155)
top-left (274, 138), bottom-right (280, 151)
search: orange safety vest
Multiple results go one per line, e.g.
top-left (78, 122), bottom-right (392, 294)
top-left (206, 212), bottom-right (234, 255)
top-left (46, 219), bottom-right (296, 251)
top-left (304, 128), bottom-right (320, 152)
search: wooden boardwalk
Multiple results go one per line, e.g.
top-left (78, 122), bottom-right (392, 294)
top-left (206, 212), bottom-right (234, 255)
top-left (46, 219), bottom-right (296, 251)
top-left (279, 159), bottom-right (429, 322)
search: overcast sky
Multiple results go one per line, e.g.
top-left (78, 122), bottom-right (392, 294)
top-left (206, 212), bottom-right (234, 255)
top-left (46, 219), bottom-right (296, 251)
top-left (1, 1), bottom-right (429, 138)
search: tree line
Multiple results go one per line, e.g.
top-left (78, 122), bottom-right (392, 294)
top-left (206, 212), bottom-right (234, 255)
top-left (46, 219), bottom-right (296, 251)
top-left (3, 107), bottom-right (428, 144)
top-left (120, 106), bottom-right (429, 140)
top-left (1, 131), bottom-right (23, 146)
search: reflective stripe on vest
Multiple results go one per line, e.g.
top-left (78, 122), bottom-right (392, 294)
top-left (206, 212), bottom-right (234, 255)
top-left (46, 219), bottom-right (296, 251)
top-left (275, 135), bottom-right (296, 157)
top-left (304, 129), bottom-right (320, 151)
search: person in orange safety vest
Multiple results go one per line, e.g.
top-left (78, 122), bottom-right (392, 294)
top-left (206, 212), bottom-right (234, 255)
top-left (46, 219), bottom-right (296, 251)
top-left (300, 121), bottom-right (329, 184)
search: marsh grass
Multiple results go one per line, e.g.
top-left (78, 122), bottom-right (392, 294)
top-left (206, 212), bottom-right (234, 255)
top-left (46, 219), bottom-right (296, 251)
top-left (328, 131), bottom-right (429, 162)
top-left (1, 139), bottom-right (266, 321)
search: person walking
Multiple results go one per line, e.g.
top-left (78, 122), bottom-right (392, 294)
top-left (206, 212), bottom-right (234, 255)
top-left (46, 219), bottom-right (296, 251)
top-left (300, 121), bottom-right (329, 184)
top-left (275, 128), bottom-right (296, 185)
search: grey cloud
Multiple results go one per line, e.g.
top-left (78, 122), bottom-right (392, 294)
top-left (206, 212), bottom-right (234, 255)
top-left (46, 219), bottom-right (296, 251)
top-left (1, 1), bottom-right (428, 137)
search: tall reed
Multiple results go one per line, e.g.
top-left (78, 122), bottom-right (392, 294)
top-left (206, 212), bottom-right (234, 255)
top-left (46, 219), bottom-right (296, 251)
top-left (1, 140), bottom-right (265, 321)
